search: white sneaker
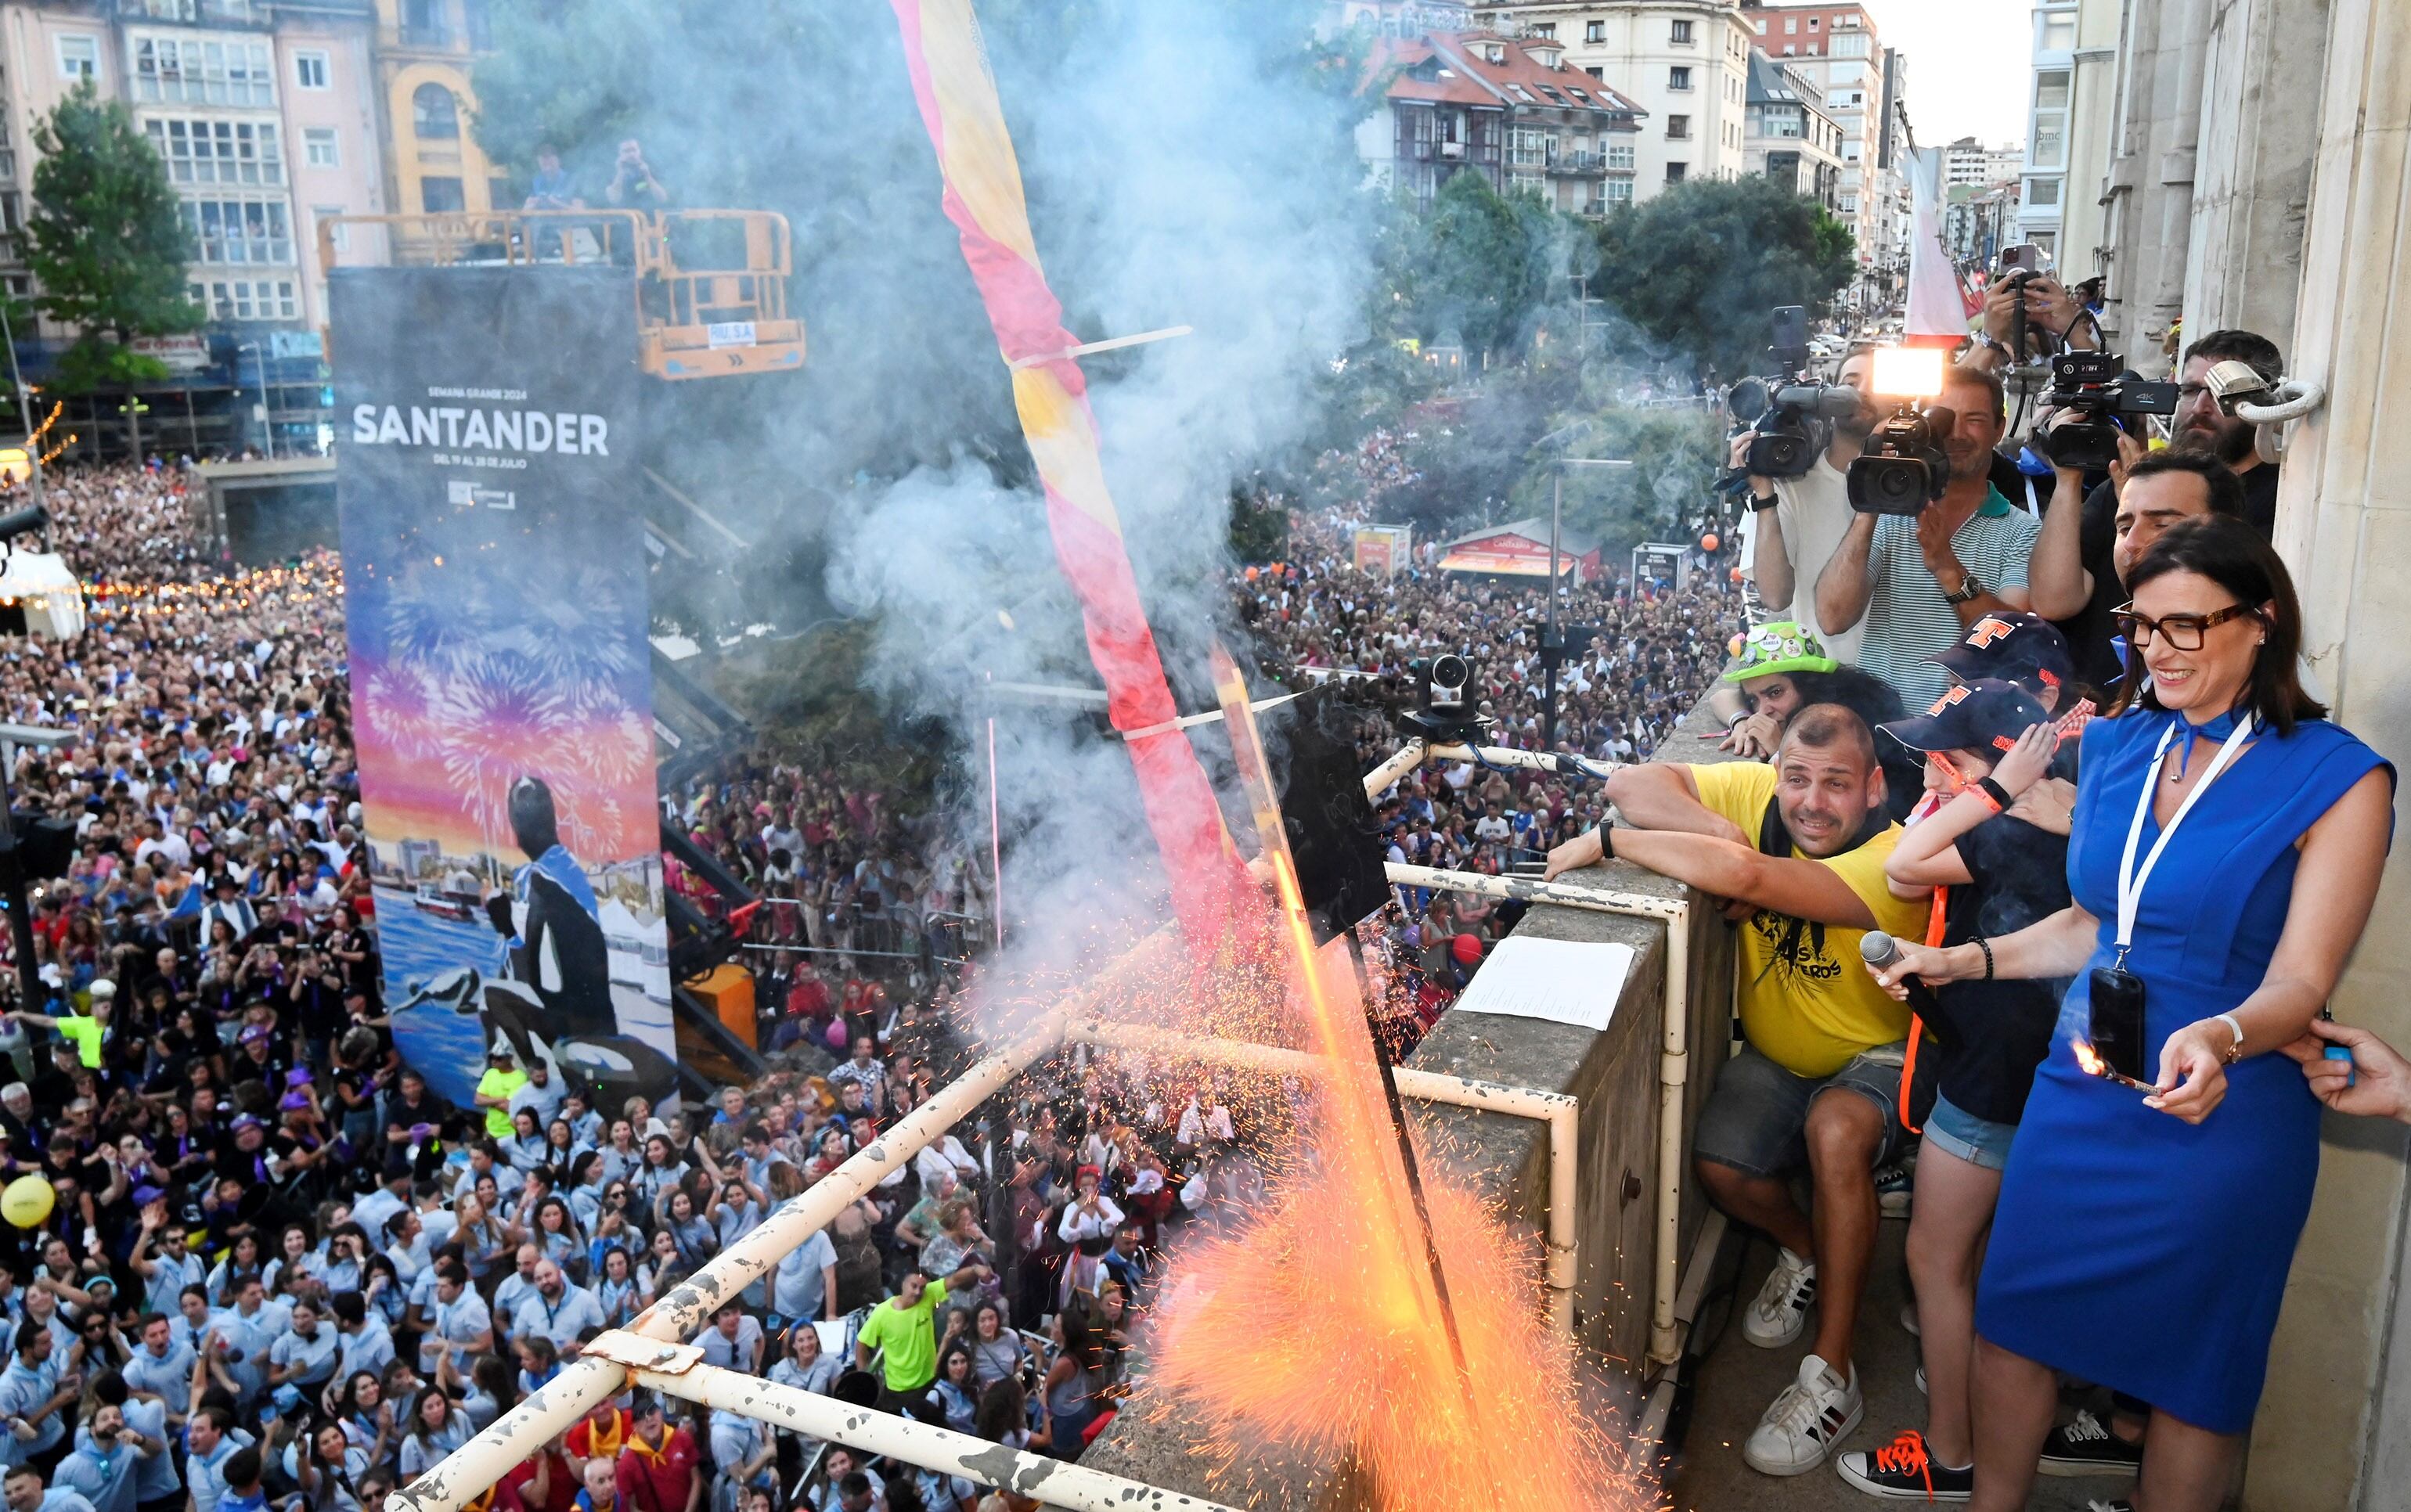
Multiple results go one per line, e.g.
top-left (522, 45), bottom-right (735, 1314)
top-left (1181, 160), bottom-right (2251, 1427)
top-left (1900, 1298), bottom-right (1921, 1337)
top-left (1744, 1247), bottom-right (1818, 1348)
top-left (1745, 1352), bottom-right (1865, 1477)
top-left (1915, 1365), bottom-right (1926, 1395)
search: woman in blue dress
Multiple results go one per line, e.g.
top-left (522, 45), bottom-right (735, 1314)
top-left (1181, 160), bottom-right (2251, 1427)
top-left (1869, 517), bottom-right (2394, 1512)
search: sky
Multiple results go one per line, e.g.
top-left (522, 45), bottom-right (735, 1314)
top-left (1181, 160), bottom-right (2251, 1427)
top-left (1860, 0), bottom-right (2031, 149)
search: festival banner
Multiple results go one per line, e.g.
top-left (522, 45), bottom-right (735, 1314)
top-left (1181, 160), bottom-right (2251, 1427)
top-left (331, 265), bottom-right (676, 1111)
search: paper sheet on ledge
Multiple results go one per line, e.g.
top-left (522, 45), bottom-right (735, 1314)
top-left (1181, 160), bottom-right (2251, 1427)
top-left (1450, 934), bottom-right (1636, 1033)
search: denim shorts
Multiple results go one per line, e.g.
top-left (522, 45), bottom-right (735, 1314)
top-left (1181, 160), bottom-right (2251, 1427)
top-left (1695, 1041), bottom-right (1905, 1179)
top-left (1922, 1091), bottom-right (2020, 1172)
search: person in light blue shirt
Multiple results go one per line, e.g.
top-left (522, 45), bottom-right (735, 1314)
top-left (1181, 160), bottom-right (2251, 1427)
top-left (487, 1247), bottom-right (542, 1339)
top-left (328, 1295), bottom-right (394, 1387)
top-left (508, 1264), bottom-right (603, 1355)
top-left (768, 1230), bottom-right (837, 1330)
top-left (49, 1406), bottom-right (149, 1512)
top-left (561, 1094), bottom-right (603, 1149)
top-left (117, 1318), bottom-right (193, 1409)
top-left (180, 1409), bottom-right (254, 1512)
top-left (264, 1302), bottom-right (341, 1398)
top-left (0, 1322), bottom-right (73, 1469)
top-left (3, 1466), bottom-right (92, 1512)
top-left (81, 1377), bottom-right (175, 1512)
top-left (419, 1268), bottom-right (492, 1377)
top-left (131, 1221), bottom-right (206, 1325)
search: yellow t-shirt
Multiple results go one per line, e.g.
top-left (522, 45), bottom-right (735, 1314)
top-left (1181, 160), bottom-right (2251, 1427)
top-left (474, 1067), bottom-right (528, 1138)
top-left (1689, 761), bottom-right (1924, 1078)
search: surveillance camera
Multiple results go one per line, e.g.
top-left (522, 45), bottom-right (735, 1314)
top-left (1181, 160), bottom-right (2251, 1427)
top-left (2204, 359), bottom-right (2275, 418)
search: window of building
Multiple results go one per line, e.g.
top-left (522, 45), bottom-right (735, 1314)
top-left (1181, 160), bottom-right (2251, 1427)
top-left (1832, 33), bottom-right (1869, 58)
top-left (464, 0), bottom-right (492, 50)
top-left (1670, 19), bottom-right (1694, 43)
top-left (1666, 114), bottom-right (1689, 139)
top-left (2031, 70), bottom-right (2070, 167)
top-left (2, 193), bottom-right (20, 235)
top-left (1784, 16), bottom-right (1797, 33)
top-left (1782, 44), bottom-right (1795, 55)
top-left (315, 205), bottom-right (347, 254)
top-left (294, 49), bottom-right (329, 90)
top-left (1606, 139), bottom-right (1634, 170)
top-left (420, 175), bottom-right (465, 213)
top-left (199, 278), bottom-right (297, 322)
top-left (1754, 18), bottom-right (1767, 33)
top-left (1667, 162), bottom-right (1687, 182)
top-left (2034, 70), bottom-right (2071, 111)
top-left (1531, 22), bottom-right (1555, 38)
top-left (413, 83), bottom-right (460, 141)
top-left (181, 198), bottom-right (293, 264)
top-left (1669, 65), bottom-right (1691, 91)
top-left (2026, 175), bottom-right (2062, 207)
top-left (1807, 16), bottom-right (1819, 28)
top-left (3, 276), bottom-right (26, 300)
top-left (56, 34), bottom-right (98, 81)
top-left (2041, 12), bottom-right (2076, 50)
top-left (400, 0), bottom-right (449, 48)
top-left (1585, 66), bottom-right (1603, 79)
top-left (134, 36), bottom-right (275, 106)
top-left (1586, 20), bottom-right (1605, 42)
top-left (1605, 178), bottom-right (1634, 205)
top-left (304, 128), bottom-right (338, 168)
top-left (144, 119), bottom-right (285, 186)
top-left (1840, 192), bottom-right (1858, 212)
top-left (1511, 128), bottom-right (1551, 168)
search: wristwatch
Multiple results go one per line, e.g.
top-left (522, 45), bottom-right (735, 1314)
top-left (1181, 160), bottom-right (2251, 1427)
top-left (1749, 491), bottom-right (1780, 513)
top-left (1943, 574), bottom-right (1984, 605)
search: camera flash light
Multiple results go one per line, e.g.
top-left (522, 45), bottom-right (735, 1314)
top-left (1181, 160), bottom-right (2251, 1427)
top-left (1872, 346), bottom-right (1946, 399)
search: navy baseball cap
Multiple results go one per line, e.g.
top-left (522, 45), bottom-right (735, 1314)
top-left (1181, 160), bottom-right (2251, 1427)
top-left (1879, 679), bottom-right (2051, 757)
top-left (1935, 612), bottom-right (2074, 701)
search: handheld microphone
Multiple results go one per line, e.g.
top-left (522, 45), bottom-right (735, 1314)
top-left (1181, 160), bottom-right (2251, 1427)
top-left (1859, 931), bottom-right (1901, 971)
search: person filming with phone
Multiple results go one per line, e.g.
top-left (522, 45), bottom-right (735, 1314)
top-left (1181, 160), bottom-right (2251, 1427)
top-left (1861, 517), bottom-right (2394, 1512)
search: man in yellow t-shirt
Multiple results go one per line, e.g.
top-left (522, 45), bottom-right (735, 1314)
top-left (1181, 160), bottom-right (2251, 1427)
top-left (473, 1042), bottom-right (529, 1139)
top-left (1545, 703), bottom-right (1928, 1477)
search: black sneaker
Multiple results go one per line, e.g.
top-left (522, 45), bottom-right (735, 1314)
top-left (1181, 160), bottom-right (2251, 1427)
top-left (1835, 1430), bottom-right (1972, 1501)
top-left (2039, 1409), bottom-right (2143, 1477)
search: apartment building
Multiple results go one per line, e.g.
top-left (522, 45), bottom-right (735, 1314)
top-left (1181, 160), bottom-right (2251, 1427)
top-left (0, 0), bottom-right (390, 454)
top-left (1472, 2), bottom-right (1757, 197)
top-left (1734, 4), bottom-right (1882, 253)
top-left (1360, 29), bottom-right (1645, 215)
top-left (371, 0), bottom-right (502, 235)
top-left (1742, 50), bottom-right (1840, 207)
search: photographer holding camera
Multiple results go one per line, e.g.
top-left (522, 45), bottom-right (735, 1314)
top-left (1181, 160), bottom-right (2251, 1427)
top-left (1738, 346), bottom-right (1882, 667)
top-left (1815, 367), bottom-right (2044, 710)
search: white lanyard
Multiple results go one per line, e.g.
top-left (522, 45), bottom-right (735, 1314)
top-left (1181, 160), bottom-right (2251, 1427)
top-left (2115, 715), bottom-right (2257, 956)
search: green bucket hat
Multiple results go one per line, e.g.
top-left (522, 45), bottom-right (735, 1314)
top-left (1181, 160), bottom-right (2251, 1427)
top-left (1722, 620), bottom-right (1839, 682)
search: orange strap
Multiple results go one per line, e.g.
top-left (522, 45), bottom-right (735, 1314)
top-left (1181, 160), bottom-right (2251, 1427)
top-left (1897, 887), bottom-right (1950, 1135)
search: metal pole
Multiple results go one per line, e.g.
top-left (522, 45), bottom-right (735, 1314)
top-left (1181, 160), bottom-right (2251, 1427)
top-left (614, 1346), bottom-right (1245, 1512)
top-left (0, 302), bottom-right (43, 513)
top-left (245, 343), bottom-right (276, 460)
top-left (1544, 466), bottom-right (1562, 751)
top-left (0, 740), bottom-right (38, 1015)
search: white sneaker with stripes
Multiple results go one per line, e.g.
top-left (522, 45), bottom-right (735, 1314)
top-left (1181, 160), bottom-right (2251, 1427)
top-left (1744, 1246), bottom-right (1818, 1348)
top-left (1745, 1352), bottom-right (1865, 1477)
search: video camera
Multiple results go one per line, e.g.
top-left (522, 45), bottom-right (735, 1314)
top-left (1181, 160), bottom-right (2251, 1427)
top-left (2035, 351), bottom-right (2178, 471)
top-left (1725, 305), bottom-right (1861, 479)
top-left (1400, 653), bottom-right (1492, 746)
top-left (1847, 404), bottom-right (1957, 515)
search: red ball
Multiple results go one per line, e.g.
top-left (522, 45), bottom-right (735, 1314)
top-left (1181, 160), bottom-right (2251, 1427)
top-left (1700, 533), bottom-right (1721, 553)
top-left (1451, 933), bottom-right (1483, 965)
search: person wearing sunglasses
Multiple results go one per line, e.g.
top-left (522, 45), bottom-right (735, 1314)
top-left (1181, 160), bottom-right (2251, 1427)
top-left (1863, 517), bottom-right (2394, 1512)
top-left (1835, 680), bottom-right (2071, 1501)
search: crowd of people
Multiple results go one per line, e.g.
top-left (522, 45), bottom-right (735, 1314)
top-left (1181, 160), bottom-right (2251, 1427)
top-left (1526, 283), bottom-right (2400, 1512)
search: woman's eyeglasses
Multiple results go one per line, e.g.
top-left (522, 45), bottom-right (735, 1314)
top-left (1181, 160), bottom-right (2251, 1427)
top-left (2110, 601), bottom-right (2259, 651)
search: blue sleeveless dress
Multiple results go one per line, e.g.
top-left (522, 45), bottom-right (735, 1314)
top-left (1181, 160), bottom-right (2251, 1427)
top-left (1975, 711), bottom-right (2393, 1434)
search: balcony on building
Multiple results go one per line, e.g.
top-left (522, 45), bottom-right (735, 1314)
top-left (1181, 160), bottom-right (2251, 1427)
top-left (114, 0), bottom-right (276, 29)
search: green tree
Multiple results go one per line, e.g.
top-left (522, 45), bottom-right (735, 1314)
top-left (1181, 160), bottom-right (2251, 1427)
top-left (1378, 171), bottom-right (1580, 364)
top-left (21, 81), bottom-right (202, 459)
top-left (1587, 175), bottom-right (1854, 380)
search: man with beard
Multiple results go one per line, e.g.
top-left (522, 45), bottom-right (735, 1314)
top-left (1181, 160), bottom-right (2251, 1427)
top-left (1544, 706), bottom-right (1928, 1478)
top-left (1815, 365), bottom-right (2043, 710)
top-left (1739, 344), bottom-right (1883, 668)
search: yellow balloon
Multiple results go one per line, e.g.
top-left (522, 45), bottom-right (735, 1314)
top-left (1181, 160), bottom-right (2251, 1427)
top-left (2, 1174), bottom-right (53, 1229)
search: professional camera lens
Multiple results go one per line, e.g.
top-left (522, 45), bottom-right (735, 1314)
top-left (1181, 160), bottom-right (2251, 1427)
top-left (1746, 432), bottom-right (1811, 476)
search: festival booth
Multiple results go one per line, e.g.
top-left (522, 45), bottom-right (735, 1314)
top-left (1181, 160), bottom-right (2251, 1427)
top-left (0, 550), bottom-right (86, 640)
top-left (1436, 517), bottom-right (1602, 584)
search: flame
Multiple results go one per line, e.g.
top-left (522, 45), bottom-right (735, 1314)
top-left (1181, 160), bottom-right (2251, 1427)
top-left (1126, 647), bottom-right (1654, 1511)
top-left (2072, 1037), bottom-right (2108, 1078)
